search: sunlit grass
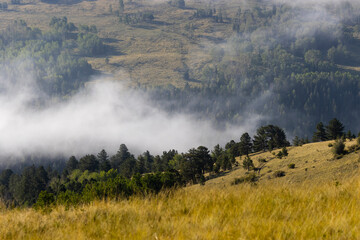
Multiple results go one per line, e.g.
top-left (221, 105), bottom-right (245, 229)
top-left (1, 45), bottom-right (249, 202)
top-left (0, 140), bottom-right (359, 239)
top-left (1, 173), bottom-right (360, 239)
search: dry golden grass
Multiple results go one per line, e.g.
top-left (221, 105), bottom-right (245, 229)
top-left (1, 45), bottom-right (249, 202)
top-left (1, 176), bottom-right (360, 239)
top-left (0, 141), bottom-right (360, 239)
top-left (203, 139), bottom-right (360, 188)
top-left (0, 0), bottom-right (236, 87)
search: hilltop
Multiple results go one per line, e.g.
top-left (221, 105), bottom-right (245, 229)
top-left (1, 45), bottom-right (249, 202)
top-left (200, 139), bottom-right (360, 188)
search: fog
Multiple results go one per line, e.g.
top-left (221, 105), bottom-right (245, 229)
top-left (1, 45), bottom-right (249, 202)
top-left (0, 72), bottom-right (264, 158)
top-left (1, 0), bottom-right (359, 161)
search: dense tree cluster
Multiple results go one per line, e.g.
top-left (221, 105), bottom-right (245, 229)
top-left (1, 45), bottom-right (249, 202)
top-left (0, 18), bottom-right (105, 96)
top-left (312, 118), bottom-right (350, 142)
top-left (118, 11), bottom-right (155, 25)
top-left (0, 124), bottom-right (292, 208)
top-left (149, 2), bottom-right (360, 138)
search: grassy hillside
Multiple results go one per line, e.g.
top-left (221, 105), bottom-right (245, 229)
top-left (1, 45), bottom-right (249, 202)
top-left (1, 140), bottom-right (359, 239)
top-left (0, 0), bottom-right (239, 87)
top-left (201, 139), bottom-right (360, 187)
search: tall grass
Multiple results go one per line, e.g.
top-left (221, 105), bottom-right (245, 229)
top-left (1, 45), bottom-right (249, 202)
top-left (1, 175), bottom-right (359, 239)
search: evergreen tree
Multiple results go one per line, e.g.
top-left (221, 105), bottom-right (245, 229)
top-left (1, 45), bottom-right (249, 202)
top-left (97, 149), bottom-right (111, 172)
top-left (0, 169), bottom-right (13, 188)
top-left (239, 132), bottom-right (252, 156)
top-left (110, 144), bottom-right (131, 170)
top-left (292, 136), bottom-right (301, 146)
top-left (79, 155), bottom-right (99, 172)
top-left (242, 156), bottom-right (254, 171)
top-left (118, 157), bottom-right (137, 178)
top-left (143, 150), bottom-right (154, 172)
top-left (220, 154), bottom-right (232, 171)
top-left (346, 130), bottom-right (354, 141)
top-left (313, 122), bottom-right (327, 142)
top-left (225, 139), bottom-right (239, 160)
top-left (253, 125), bottom-right (289, 152)
top-left (66, 156), bottom-right (78, 173)
top-left (180, 146), bottom-right (212, 183)
top-left (326, 118), bottom-right (345, 140)
top-left (136, 155), bottom-right (146, 174)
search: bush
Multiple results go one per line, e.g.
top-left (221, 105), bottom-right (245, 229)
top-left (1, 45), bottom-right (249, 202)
top-left (288, 163), bottom-right (295, 169)
top-left (332, 138), bottom-right (345, 156)
top-left (273, 170), bottom-right (286, 178)
top-left (281, 147), bottom-right (288, 157)
top-left (232, 173), bottom-right (258, 185)
top-left (34, 191), bottom-right (55, 209)
top-left (348, 144), bottom-right (360, 153)
top-left (276, 147), bottom-right (289, 159)
top-left (328, 143), bottom-right (333, 147)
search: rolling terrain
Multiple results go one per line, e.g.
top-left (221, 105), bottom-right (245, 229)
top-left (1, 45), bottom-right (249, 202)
top-left (0, 140), bottom-right (359, 239)
top-left (0, 0), bottom-right (239, 87)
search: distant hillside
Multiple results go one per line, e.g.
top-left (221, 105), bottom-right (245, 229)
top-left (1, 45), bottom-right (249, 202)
top-left (1, 0), bottom-right (360, 136)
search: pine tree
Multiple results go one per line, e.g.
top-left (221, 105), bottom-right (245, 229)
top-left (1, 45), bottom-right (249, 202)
top-left (239, 132), bottom-right (252, 156)
top-left (66, 156), bottom-right (78, 173)
top-left (97, 149), bottom-right (111, 172)
top-left (292, 136), bottom-right (301, 146)
top-left (313, 122), bottom-right (327, 142)
top-left (79, 155), bottom-right (99, 172)
top-left (242, 156), bottom-right (254, 171)
top-left (111, 144), bottom-right (131, 170)
top-left (326, 118), bottom-right (345, 140)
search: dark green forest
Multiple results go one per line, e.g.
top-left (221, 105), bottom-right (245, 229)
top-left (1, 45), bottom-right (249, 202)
top-left (148, 2), bottom-right (360, 137)
top-left (0, 123), bottom-right (292, 208)
top-left (0, 0), bottom-right (360, 209)
top-left (1, 120), bottom-right (358, 209)
top-left (1, 2), bottom-right (359, 136)
top-left (0, 17), bottom-right (105, 96)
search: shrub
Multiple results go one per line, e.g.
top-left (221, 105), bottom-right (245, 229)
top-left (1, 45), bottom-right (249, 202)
top-left (288, 163), bottom-right (295, 169)
top-left (281, 147), bottom-right (288, 157)
top-left (273, 170), bottom-right (285, 178)
top-left (348, 144), bottom-right (360, 153)
top-left (242, 156), bottom-right (254, 171)
top-left (332, 138), bottom-right (345, 156)
top-left (232, 173), bottom-right (258, 185)
top-left (276, 147), bottom-right (288, 159)
top-left (258, 158), bottom-right (266, 163)
top-left (34, 191), bottom-right (55, 209)
top-left (328, 143), bottom-right (333, 147)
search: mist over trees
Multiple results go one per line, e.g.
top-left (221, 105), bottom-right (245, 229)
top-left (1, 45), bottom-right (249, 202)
top-left (0, 18), bottom-right (105, 96)
top-left (1, 119), bottom-right (359, 209)
top-left (0, 1), bottom-right (360, 209)
top-left (148, 2), bottom-right (360, 138)
top-left (0, 124), bottom-right (293, 207)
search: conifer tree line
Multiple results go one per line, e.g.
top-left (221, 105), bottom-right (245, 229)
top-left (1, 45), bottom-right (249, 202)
top-left (0, 124), bottom-right (290, 208)
top-left (293, 118), bottom-right (358, 146)
top-left (0, 17), bottom-right (105, 96)
top-left (0, 121), bottom-right (358, 208)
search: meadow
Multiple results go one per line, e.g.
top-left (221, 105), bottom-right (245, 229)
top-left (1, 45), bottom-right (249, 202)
top-left (0, 140), bottom-right (359, 239)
